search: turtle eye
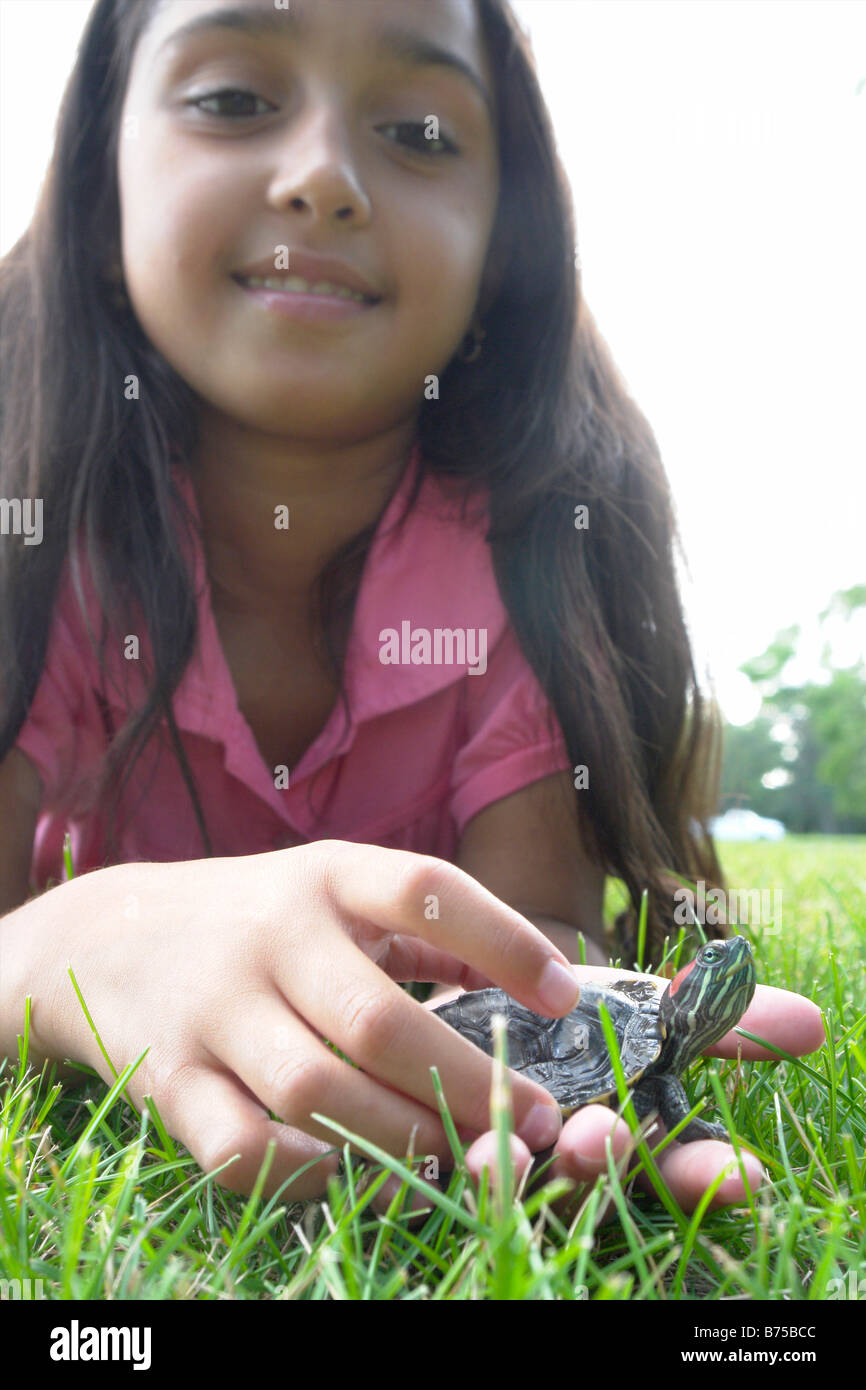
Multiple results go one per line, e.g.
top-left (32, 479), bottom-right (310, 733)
top-left (700, 946), bottom-right (720, 963)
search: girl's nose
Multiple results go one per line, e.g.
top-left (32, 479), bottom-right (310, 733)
top-left (262, 101), bottom-right (372, 225)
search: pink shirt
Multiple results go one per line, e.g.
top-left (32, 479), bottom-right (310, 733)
top-left (14, 441), bottom-right (572, 891)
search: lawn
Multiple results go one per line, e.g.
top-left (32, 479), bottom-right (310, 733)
top-left (1, 836), bottom-right (864, 1302)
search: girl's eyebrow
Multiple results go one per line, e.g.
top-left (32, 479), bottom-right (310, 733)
top-left (156, 6), bottom-right (494, 117)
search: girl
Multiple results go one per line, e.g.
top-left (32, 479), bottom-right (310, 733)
top-left (0, 0), bottom-right (821, 1211)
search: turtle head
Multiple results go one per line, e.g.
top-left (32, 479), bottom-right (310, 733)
top-left (658, 937), bottom-right (757, 1072)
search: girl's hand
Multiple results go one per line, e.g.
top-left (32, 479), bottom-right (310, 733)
top-left (31, 840), bottom-right (579, 1199)
top-left (428, 966), bottom-right (825, 1216)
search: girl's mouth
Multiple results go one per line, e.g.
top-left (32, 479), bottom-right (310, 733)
top-left (232, 275), bottom-right (382, 322)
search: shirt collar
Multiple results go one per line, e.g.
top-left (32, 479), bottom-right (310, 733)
top-left (73, 442), bottom-right (508, 767)
top-left (170, 440), bottom-right (508, 734)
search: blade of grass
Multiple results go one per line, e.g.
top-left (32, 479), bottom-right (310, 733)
top-left (311, 1112), bottom-right (484, 1233)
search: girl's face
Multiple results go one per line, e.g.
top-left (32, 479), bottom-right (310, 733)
top-left (117, 0), bottom-right (500, 441)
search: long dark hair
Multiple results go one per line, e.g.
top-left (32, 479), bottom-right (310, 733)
top-left (0, 0), bottom-right (726, 961)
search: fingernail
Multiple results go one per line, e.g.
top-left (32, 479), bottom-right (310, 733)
top-left (572, 1150), bottom-right (609, 1172)
top-left (537, 959), bottom-right (580, 1013)
top-left (519, 1101), bottom-right (561, 1150)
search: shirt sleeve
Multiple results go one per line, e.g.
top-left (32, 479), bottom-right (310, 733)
top-left (448, 623), bottom-right (572, 838)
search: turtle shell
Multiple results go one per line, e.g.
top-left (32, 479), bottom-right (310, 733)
top-left (433, 978), bottom-right (665, 1114)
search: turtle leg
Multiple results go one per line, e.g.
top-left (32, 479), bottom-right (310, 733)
top-left (628, 1080), bottom-right (663, 1138)
top-left (656, 1073), bottom-right (729, 1143)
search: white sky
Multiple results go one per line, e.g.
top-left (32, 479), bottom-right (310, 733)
top-left (2, 0), bottom-right (864, 724)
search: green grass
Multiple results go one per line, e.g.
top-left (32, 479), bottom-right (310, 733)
top-left (1, 836), bottom-right (864, 1301)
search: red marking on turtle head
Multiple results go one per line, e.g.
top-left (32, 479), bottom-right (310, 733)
top-left (669, 959), bottom-right (697, 997)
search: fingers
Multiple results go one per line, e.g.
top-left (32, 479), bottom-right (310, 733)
top-left (270, 930), bottom-right (563, 1152)
top-left (462, 1112), bottom-right (631, 1222)
top-left (377, 935), bottom-right (495, 991)
top-left (151, 1062), bottom-right (341, 1201)
top-left (319, 842), bottom-right (581, 1016)
top-left (552, 1105), bottom-right (636, 1181)
top-left (205, 989), bottom-right (469, 1162)
top-left (458, 1107), bottom-right (768, 1219)
top-left (635, 1137), bottom-right (767, 1211)
top-left (551, 1107), bottom-right (767, 1214)
top-left (464, 1131), bottom-right (534, 1190)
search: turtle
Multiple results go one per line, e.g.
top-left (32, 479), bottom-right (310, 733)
top-left (433, 936), bottom-right (757, 1143)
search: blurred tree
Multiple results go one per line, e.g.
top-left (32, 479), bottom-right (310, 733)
top-left (719, 586), bottom-right (866, 832)
top-left (805, 669), bottom-right (866, 822)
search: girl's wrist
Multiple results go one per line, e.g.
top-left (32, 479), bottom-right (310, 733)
top-left (0, 890), bottom-right (55, 1065)
top-left (0, 875), bottom-right (92, 1070)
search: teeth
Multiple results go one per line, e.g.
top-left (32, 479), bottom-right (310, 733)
top-left (241, 275), bottom-right (371, 302)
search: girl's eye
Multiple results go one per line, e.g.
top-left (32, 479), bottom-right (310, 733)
top-left (186, 91), bottom-right (457, 156)
top-left (379, 122), bottom-right (458, 157)
top-left (188, 88), bottom-right (273, 119)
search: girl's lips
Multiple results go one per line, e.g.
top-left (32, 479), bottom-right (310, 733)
top-left (232, 276), bottom-right (381, 322)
